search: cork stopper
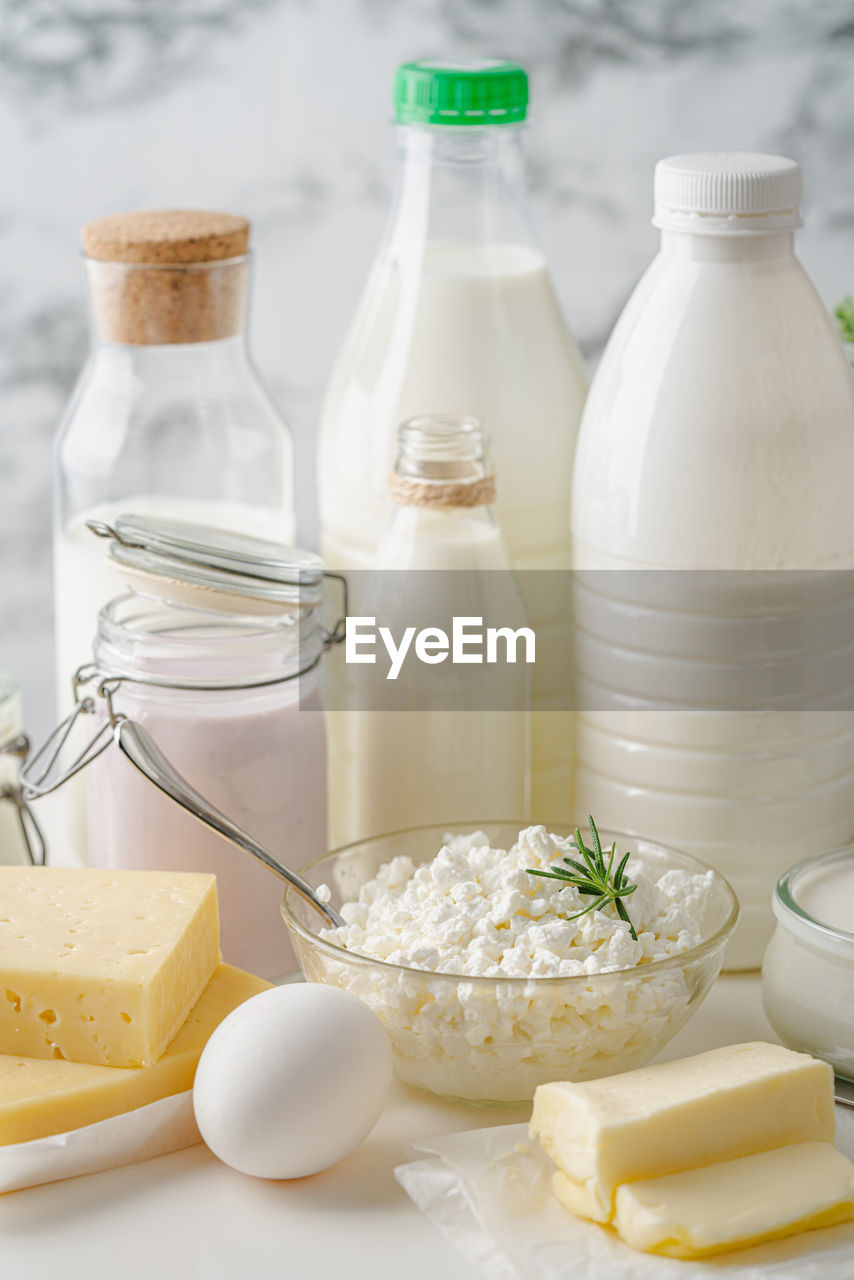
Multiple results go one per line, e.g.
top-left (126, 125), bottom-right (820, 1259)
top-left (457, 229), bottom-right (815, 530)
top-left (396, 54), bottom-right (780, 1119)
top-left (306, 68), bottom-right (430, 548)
top-left (82, 209), bottom-right (250, 345)
top-left (83, 210), bottom-right (249, 264)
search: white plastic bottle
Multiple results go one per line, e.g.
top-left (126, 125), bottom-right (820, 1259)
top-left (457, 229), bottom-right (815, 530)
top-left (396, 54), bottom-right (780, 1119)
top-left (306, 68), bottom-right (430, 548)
top-left (319, 61), bottom-right (587, 830)
top-left (333, 415), bottom-right (529, 840)
top-left (571, 153), bottom-right (854, 968)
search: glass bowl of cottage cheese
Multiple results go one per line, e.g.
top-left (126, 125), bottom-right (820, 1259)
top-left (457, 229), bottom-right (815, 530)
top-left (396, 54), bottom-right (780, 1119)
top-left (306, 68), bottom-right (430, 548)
top-left (282, 823), bottom-right (739, 1105)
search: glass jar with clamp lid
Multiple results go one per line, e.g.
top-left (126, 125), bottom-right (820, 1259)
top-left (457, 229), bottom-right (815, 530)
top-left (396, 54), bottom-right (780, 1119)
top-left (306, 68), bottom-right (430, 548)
top-left (25, 515), bottom-right (341, 978)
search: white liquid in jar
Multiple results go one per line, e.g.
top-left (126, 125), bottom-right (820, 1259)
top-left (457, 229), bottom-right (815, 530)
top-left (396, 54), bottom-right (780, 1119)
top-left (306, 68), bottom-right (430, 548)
top-left (794, 858), bottom-right (854, 935)
top-left (320, 241), bottom-right (587, 831)
top-left (763, 850), bottom-right (854, 1079)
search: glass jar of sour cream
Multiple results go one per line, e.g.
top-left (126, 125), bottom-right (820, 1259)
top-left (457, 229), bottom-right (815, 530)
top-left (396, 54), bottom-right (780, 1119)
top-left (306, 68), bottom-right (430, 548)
top-left (763, 848), bottom-right (854, 1081)
top-left (81, 515), bottom-right (328, 979)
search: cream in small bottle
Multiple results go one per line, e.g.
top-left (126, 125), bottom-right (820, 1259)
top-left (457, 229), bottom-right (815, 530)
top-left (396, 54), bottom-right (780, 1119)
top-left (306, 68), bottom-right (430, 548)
top-left (330, 415), bottom-right (530, 843)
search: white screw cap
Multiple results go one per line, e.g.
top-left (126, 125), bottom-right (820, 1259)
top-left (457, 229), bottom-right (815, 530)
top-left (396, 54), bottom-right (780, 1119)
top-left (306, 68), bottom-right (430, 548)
top-left (654, 152), bottom-right (803, 235)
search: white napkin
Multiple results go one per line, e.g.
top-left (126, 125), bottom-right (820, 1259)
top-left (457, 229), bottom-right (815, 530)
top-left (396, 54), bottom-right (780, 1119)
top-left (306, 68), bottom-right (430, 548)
top-left (396, 1107), bottom-right (854, 1280)
top-left (0, 1090), bottom-right (200, 1193)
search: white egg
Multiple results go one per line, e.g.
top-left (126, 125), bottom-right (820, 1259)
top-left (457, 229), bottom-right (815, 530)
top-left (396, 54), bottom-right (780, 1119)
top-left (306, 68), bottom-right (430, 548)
top-left (193, 982), bottom-right (393, 1179)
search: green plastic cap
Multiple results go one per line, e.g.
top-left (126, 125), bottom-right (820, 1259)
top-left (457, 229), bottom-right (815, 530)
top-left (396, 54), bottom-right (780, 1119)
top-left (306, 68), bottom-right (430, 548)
top-left (393, 59), bottom-right (528, 127)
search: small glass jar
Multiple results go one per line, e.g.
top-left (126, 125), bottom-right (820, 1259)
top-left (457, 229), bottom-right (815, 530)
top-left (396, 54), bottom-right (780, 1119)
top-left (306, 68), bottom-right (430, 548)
top-left (0, 671), bottom-right (29, 866)
top-left (81, 516), bottom-right (328, 979)
top-left (762, 848), bottom-right (854, 1081)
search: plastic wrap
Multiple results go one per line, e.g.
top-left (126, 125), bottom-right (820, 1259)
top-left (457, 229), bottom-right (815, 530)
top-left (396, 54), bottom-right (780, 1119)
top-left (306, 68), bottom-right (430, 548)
top-left (396, 1106), bottom-right (854, 1280)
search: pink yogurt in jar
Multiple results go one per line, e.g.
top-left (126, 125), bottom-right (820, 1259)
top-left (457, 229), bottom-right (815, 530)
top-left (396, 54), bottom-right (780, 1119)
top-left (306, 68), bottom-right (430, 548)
top-left (83, 517), bottom-right (328, 978)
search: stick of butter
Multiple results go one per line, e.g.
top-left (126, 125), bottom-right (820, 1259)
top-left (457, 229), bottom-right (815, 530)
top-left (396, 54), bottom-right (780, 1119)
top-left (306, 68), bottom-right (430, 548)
top-left (530, 1042), bottom-right (835, 1222)
top-left (0, 869), bottom-right (220, 1067)
top-left (612, 1141), bottom-right (854, 1258)
top-left (0, 963), bottom-right (269, 1146)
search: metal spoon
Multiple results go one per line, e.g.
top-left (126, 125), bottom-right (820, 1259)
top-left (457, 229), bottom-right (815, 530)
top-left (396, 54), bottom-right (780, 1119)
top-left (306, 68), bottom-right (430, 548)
top-left (835, 1077), bottom-right (854, 1110)
top-left (113, 718), bottom-right (345, 930)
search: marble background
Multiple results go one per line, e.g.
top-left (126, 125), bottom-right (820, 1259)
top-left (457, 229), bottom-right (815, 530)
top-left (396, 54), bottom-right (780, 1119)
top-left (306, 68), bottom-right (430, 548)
top-left (2, 0), bottom-right (854, 736)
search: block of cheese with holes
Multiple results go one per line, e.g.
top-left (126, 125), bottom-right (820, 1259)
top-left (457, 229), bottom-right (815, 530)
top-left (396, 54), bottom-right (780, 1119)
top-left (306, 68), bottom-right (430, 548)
top-left (530, 1042), bottom-right (835, 1224)
top-left (0, 963), bottom-right (269, 1146)
top-left (0, 869), bottom-right (220, 1067)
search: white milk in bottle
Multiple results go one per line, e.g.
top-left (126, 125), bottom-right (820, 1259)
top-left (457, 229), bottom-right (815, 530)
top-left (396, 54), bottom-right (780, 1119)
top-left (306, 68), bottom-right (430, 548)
top-left (335, 415), bottom-right (529, 838)
top-left (319, 61), bottom-right (587, 840)
top-left (571, 154), bottom-right (854, 968)
top-left (53, 211), bottom-right (293, 861)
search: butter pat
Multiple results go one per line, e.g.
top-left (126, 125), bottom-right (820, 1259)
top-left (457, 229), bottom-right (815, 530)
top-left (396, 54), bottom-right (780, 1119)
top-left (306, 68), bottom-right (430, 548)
top-left (531, 1042), bottom-right (834, 1222)
top-left (613, 1142), bottom-right (854, 1258)
top-left (0, 869), bottom-right (220, 1067)
top-left (0, 963), bottom-right (269, 1145)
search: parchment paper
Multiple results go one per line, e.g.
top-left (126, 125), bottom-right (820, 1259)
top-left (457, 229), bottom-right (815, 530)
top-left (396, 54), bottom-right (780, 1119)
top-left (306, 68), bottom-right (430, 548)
top-left (396, 1107), bottom-right (854, 1280)
top-left (0, 1090), bottom-right (200, 1193)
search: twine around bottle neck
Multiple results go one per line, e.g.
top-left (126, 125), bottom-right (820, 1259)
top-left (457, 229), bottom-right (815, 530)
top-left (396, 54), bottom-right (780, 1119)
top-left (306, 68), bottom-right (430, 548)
top-left (388, 471), bottom-right (496, 509)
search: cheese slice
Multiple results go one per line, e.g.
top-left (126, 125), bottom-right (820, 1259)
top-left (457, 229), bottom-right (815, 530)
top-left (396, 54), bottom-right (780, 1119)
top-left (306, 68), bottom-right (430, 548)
top-left (0, 963), bottom-right (270, 1146)
top-left (530, 1042), bottom-right (835, 1222)
top-left (612, 1142), bottom-right (854, 1258)
top-left (0, 868), bottom-right (220, 1067)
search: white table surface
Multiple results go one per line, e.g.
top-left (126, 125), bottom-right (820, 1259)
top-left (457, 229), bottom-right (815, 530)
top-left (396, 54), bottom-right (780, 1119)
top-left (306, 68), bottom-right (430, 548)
top-left (2, 975), bottom-right (774, 1280)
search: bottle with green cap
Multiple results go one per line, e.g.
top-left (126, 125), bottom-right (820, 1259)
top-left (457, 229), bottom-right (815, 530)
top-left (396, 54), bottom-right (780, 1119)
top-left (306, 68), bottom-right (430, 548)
top-left (319, 59), bottom-right (588, 843)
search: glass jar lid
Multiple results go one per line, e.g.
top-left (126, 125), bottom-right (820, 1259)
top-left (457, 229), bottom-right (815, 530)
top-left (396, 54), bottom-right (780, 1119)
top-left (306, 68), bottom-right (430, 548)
top-left (87, 514), bottom-right (323, 615)
top-left (773, 847), bottom-right (854, 957)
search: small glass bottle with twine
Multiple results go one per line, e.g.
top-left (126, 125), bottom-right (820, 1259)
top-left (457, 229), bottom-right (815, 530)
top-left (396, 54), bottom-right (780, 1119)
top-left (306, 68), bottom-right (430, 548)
top-left (328, 413), bottom-right (531, 845)
top-left (381, 414), bottom-right (505, 571)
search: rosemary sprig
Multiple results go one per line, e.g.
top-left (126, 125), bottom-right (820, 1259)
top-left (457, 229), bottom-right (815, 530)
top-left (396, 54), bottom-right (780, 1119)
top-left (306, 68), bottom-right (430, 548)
top-left (526, 815), bottom-right (638, 940)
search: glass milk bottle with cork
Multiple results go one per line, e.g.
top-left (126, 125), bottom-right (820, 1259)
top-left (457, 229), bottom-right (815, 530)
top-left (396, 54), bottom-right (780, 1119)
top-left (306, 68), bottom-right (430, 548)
top-left (319, 61), bottom-right (587, 833)
top-left (53, 210), bottom-right (294, 860)
top-left (571, 153), bottom-right (854, 968)
top-left (333, 414), bottom-right (530, 840)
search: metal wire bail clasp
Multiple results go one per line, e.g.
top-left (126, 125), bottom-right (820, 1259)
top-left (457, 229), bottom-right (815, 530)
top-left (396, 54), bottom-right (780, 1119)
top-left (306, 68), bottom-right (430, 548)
top-left (321, 570), bottom-right (349, 649)
top-left (18, 665), bottom-right (122, 804)
top-left (0, 733), bottom-right (47, 867)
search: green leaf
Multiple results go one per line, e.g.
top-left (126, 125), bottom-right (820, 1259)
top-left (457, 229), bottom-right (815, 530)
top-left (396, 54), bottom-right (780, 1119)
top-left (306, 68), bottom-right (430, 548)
top-left (835, 296), bottom-right (854, 345)
top-left (615, 850), bottom-right (633, 889)
top-left (566, 895), bottom-right (612, 922)
top-left (562, 856), bottom-right (593, 878)
top-left (588, 814), bottom-right (604, 866)
top-left (525, 815), bottom-right (639, 941)
top-left (615, 896), bottom-right (639, 941)
top-left (526, 867), bottom-right (576, 881)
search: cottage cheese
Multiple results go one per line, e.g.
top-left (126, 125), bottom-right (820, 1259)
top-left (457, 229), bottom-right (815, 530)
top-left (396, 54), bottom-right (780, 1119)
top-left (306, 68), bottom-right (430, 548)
top-left (312, 827), bottom-right (729, 1102)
